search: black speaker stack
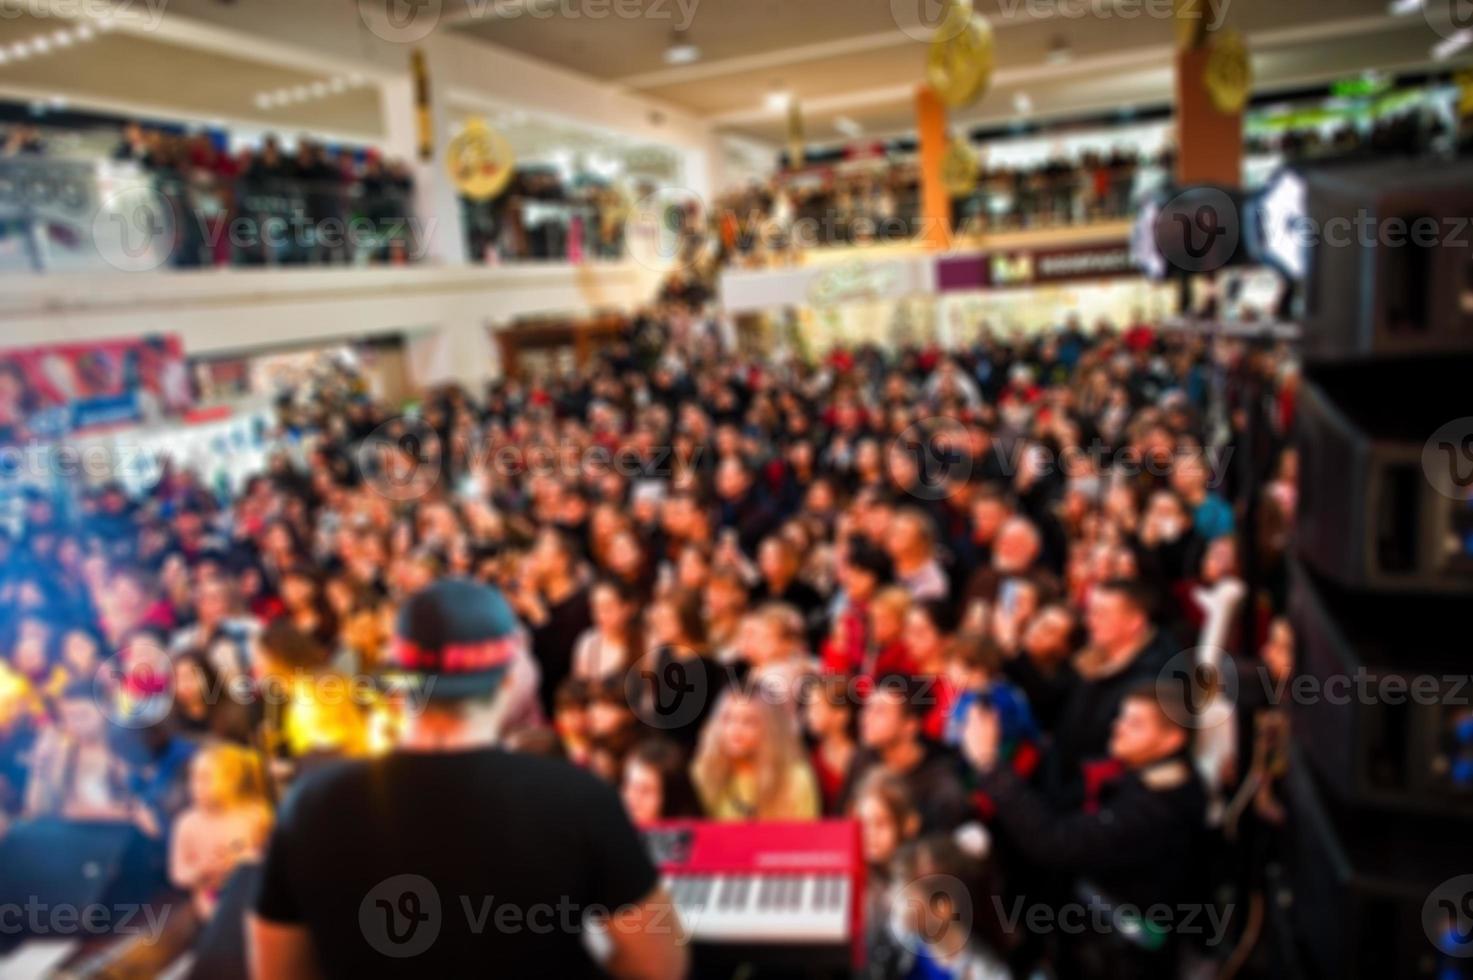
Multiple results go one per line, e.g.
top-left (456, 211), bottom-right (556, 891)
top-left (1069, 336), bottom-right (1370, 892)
top-left (1290, 158), bottom-right (1473, 979)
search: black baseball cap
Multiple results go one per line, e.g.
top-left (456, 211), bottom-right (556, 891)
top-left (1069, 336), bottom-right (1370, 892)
top-left (379, 578), bottom-right (524, 701)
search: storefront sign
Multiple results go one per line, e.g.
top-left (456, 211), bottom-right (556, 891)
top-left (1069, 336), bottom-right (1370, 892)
top-left (936, 240), bottom-right (1140, 292)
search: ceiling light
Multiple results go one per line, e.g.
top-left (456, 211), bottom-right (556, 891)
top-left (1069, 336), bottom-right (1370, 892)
top-left (331, 77), bottom-right (348, 93)
top-left (1433, 28), bottom-right (1473, 59)
top-left (292, 85), bottom-right (311, 100)
top-left (94, 16), bottom-right (115, 31)
top-left (1013, 91), bottom-right (1033, 114)
top-left (664, 42), bottom-right (700, 65)
top-left (664, 30), bottom-right (699, 65)
top-left (74, 24), bottom-right (94, 41)
top-left (1388, 0), bottom-right (1422, 13)
top-left (765, 89), bottom-right (793, 112)
top-left (834, 116), bottom-right (864, 138)
top-left (255, 92), bottom-right (274, 109)
top-left (311, 81), bottom-right (329, 97)
top-left (0, 51), bottom-right (7, 65)
top-left (52, 30), bottom-right (72, 47)
top-left (48, 95), bottom-right (66, 108)
top-left (31, 36), bottom-right (50, 54)
top-left (10, 42), bottom-right (32, 59)
top-left (349, 73), bottom-right (366, 87)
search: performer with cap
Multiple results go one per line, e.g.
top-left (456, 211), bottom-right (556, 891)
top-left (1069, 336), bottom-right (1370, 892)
top-left (248, 578), bottom-right (687, 980)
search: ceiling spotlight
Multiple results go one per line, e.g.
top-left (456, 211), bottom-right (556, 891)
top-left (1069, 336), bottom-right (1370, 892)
top-left (31, 36), bottom-right (50, 54)
top-left (75, 24), bottom-right (94, 41)
top-left (1013, 91), bottom-right (1033, 114)
top-left (311, 81), bottom-right (329, 97)
top-left (1046, 36), bottom-right (1072, 64)
top-left (1433, 28), bottom-right (1473, 59)
top-left (94, 15), bottom-right (115, 31)
top-left (664, 30), bottom-right (700, 65)
top-left (10, 42), bottom-right (32, 60)
top-left (348, 73), bottom-right (366, 87)
top-left (52, 30), bottom-right (72, 47)
top-left (255, 92), bottom-right (274, 109)
top-left (834, 116), bottom-right (864, 138)
top-left (1388, 0), bottom-right (1422, 13)
top-left (765, 89), bottom-right (793, 111)
top-left (331, 77), bottom-right (348, 93)
top-left (292, 85), bottom-right (311, 100)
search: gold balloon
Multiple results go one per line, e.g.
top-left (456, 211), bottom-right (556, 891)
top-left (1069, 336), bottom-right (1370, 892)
top-left (1204, 30), bottom-right (1251, 115)
top-left (927, 4), bottom-right (994, 109)
top-left (446, 118), bottom-right (516, 201)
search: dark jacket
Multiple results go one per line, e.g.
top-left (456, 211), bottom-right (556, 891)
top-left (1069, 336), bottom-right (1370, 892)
top-left (1042, 629), bottom-right (1178, 808)
top-left (980, 753), bottom-right (1207, 911)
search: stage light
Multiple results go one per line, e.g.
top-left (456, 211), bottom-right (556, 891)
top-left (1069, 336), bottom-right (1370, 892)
top-left (765, 89), bottom-right (793, 111)
top-left (1249, 169), bottom-right (1309, 280)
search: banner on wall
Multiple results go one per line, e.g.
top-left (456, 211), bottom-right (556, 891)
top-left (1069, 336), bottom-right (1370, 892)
top-left (0, 335), bottom-right (192, 444)
top-left (721, 256), bottom-right (938, 313)
top-left (936, 239), bottom-right (1139, 292)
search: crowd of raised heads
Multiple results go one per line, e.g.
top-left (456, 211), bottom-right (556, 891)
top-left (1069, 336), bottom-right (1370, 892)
top-left (0, 308), bottom-right (1301, 976)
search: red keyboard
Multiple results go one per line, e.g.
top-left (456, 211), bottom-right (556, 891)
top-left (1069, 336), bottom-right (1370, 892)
top-left (644, 820), bottom-right (864, 970)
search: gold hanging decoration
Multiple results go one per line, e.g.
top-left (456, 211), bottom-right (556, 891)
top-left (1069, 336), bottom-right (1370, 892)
top-left (926, 0), bottom-right (995, 109)
top-left (446, 118), bottom-right (516, 201)
top-left (1204, 30), bottom-right (1251, 115)
top-left (942, 138), bottom-right (978, 197)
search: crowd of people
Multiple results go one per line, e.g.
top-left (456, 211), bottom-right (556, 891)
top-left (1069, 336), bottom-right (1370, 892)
top-left (711, 147), bottom-right (1156, 269)
top-left (110, 122), bottom-right (419, 268)
top-left (0, 295), bottom-right (1304, 976)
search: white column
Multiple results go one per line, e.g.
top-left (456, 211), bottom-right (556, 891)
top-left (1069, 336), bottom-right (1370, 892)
top-left (405, 316), bottom-right (500, 391)
top-left (380, 66), bottom-right (469, 267)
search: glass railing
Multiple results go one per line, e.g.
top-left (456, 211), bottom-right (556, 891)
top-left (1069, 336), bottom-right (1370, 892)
top-left (0, 156), bottom-right (421, 273)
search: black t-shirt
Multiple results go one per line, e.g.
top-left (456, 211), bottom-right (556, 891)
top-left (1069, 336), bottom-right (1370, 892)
top-left (255, 748), bottom-right (659, 979)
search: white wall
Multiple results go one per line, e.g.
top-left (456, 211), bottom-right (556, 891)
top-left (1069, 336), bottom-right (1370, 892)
top-left (0, 263), bottom-right (661, 389)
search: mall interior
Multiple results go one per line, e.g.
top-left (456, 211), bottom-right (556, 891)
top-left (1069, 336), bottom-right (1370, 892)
top-left (0, 0), bottom-right (1470, 978)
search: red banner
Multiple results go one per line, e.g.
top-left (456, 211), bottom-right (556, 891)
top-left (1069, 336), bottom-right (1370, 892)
top-left (0, 335), bottom-right (192, 444)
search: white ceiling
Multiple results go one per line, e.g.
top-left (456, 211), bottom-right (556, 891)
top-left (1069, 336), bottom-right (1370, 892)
top-left (447, 0), bottom-right (1463, 143)
top-left (0, 0), bottom-right (1462, 156)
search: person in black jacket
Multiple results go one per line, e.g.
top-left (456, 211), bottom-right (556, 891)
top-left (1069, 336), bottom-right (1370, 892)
top-left (964, 682), bottom-right (1210, 980)
top-left (1041, 578), bottom-right (1178, 809)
